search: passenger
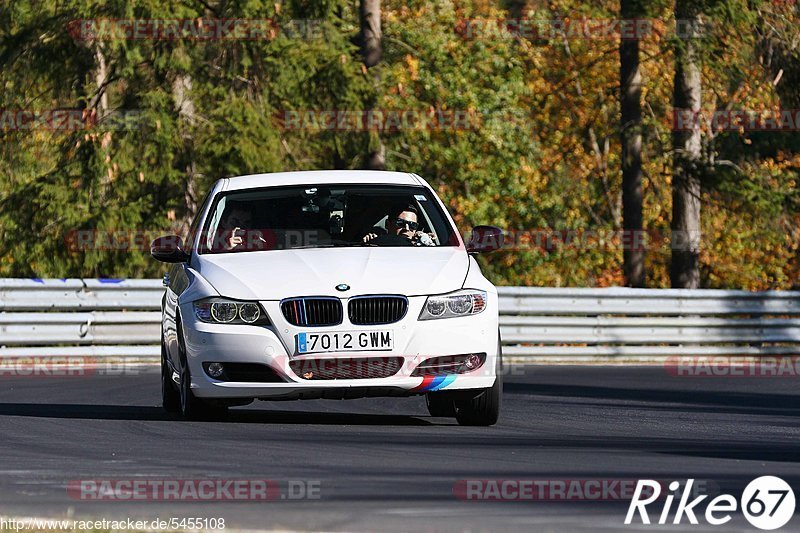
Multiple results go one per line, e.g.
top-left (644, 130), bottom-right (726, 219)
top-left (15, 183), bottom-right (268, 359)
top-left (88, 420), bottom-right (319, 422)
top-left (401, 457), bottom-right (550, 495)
top-left (362, 204), bottom-right (435, 246)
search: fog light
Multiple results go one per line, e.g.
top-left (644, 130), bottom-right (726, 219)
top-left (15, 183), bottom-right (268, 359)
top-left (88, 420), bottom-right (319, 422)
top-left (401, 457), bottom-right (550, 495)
top-left (463, 354), bottom-right (482, 371)
top-left (206, 362), bottom-right (225, 378)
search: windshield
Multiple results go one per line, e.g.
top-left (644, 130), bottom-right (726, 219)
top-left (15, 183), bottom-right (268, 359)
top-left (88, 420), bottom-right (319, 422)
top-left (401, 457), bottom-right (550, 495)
top-left (198, 184), bottom-right (459, 253)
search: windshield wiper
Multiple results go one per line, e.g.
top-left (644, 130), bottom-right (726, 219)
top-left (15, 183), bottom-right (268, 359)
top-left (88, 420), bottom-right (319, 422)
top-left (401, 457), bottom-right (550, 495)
top-left (290, 241), bottom-right (372, 249)
top-left (290, 244), bottom-right (339, 249)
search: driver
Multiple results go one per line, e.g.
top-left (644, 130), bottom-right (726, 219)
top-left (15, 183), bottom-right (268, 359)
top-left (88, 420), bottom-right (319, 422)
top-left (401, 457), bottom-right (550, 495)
top-left (363, 204), bottom-right (435, 246)
top-left (218, 206), bottom-right (266, 251)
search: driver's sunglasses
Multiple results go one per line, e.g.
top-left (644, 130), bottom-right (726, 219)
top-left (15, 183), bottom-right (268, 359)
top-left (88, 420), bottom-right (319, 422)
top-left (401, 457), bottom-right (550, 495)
top-left (392, 218), bottom-right (419, 231)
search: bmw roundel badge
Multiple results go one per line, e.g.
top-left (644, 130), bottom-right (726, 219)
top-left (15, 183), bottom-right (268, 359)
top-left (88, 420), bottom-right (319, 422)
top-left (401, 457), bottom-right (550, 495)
top-left (335, 283), bottom-right (350, 292)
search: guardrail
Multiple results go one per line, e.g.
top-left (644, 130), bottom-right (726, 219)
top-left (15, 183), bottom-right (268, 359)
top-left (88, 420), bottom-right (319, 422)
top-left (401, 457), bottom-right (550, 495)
top-left (2, 279), bottom-right (799, 359)
top-left (498, 287), bottom-right (800, 357)
top-left (0, 279), bottom-right (163, 358)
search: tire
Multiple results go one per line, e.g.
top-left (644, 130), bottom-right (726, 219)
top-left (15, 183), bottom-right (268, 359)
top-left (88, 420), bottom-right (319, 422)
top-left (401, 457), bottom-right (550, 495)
top-left (161, 339), bottom-right (180, 413)
top-left (426, 392), bottom-right (457, 417)
top-left (454, 346), bottom-right (502, 426)
top-left (177, 323), bottom-right (227, 421)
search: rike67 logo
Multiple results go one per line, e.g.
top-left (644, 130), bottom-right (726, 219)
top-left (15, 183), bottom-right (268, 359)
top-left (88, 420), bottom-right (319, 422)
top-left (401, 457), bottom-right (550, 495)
top-left (626, 477), bottom-right (795, 530)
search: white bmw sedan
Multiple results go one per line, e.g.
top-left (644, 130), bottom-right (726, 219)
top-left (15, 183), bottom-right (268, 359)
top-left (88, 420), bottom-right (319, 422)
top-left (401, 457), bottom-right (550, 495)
top-left (151, 170), bottom-right (504, 425)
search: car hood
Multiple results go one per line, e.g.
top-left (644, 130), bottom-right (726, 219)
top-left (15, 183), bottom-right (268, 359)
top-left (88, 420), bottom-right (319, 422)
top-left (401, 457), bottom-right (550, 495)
top-left (195, 247), bottom-right (469, 300)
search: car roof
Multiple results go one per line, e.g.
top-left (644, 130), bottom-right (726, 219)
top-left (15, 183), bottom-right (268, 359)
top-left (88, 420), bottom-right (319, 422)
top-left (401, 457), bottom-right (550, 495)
top-left (220, 170), bottom-right (424, 191)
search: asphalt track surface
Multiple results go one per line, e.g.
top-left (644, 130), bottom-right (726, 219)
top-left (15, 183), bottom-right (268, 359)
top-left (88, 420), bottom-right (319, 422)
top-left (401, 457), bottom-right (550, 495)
top-left (0, 365), bottom-right (799, 532)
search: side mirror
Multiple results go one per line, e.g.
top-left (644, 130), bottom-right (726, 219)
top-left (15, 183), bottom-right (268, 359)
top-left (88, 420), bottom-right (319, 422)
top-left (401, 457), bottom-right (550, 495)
top-left (466, 225), bottom-right (504, 253)
top-left (150, 235), bottom-right (191, 263)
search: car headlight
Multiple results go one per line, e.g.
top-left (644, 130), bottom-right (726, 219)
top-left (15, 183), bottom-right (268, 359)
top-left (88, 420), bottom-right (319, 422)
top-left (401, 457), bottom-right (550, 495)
top-left (193, 298), bottom-right (271, 325)
top-left (419, 290), bottom-right (487, 320)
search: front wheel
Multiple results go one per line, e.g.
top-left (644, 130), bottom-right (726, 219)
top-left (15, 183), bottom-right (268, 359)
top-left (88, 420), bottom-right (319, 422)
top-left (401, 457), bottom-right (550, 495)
top-left (454, 373), bottom-right (501, 426)
top-left (177, 322), bottom-right (227, 421)
top-left (161, 340), bottom-right (180, 413)
top-left (426, 392), bottom-right (457, 417)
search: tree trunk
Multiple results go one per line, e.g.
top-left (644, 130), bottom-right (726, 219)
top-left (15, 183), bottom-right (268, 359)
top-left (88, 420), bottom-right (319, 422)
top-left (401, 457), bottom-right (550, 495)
top-left (620, 0), bottom-right (645, 287)
top-left (670, 0), bottom-right (703, 289)
top-left (364, 143), bottom-right (385, 170)
top-left (503, 0), bottom-right (526, 20)
top-left (360, 0), bottom-right (385, 170)
top-left (92, 45), bottom-right (109, 120)
top-left (360, 0), bottom-right (382, 69)
top-left (173, 74), bottom-right (200, 234)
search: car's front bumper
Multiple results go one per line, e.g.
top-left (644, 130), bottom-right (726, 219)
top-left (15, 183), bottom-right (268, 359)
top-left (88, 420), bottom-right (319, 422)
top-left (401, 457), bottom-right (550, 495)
top-left (179, 296), bottom-right (499, 400)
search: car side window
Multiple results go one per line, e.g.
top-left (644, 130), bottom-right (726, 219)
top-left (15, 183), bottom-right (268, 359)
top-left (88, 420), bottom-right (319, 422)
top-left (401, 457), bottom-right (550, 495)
top-left (186, 191), bottom-right (213, 251)
top-left (203, 196), bottom-right (228, 251)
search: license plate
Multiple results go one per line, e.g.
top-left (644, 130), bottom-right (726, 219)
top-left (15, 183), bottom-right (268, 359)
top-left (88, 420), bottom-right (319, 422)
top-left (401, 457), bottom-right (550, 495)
top-left (296, 330), bottom-right (393, 354)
